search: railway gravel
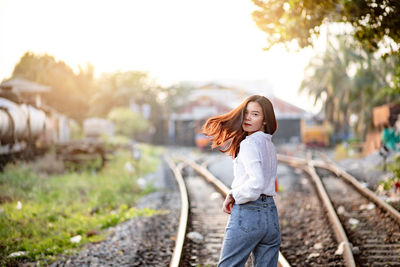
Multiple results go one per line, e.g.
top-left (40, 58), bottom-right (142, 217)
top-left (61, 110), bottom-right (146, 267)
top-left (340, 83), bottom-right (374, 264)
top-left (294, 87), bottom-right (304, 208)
top-left (275, 165), bottom-right (346, 266)
top-left (325, 150), bottom-right (394, 189)
top-left (179, 166), bottom-right (228, 266)
top-left (316, 168), bottom-right (400, 266)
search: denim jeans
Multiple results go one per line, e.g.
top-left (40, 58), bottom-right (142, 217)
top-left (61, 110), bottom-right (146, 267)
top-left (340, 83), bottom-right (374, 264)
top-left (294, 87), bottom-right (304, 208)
top-left (218, 195), bottom-right (281, 267)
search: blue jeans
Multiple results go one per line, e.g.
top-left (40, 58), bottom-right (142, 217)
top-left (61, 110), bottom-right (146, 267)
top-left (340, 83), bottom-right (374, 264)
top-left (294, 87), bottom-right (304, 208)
top-left (218, 195), bottom-right (281, 267)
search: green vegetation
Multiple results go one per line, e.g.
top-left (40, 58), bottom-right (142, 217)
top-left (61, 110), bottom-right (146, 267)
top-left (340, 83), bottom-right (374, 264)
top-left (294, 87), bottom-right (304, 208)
top-left (389, 153), bottom-right (400, 181)
top-left (69, 120), bottom-right (85, 140)
top-left (378, 152), bottom-right (400, 193)
top-left (0, 144), bottom-right (164, 265)
top-left (107, 107), bottom-right (150, 139)
top-left (299, 34), bottom-right (400, 141)
top-left (251, 0), bottom-right (400, 54)
top-left (10, 54), bottom-right (193, 133)
top-left (252, 0), bottom-right (400, 145)
top-left (12, 52), bottom-right (95, 123)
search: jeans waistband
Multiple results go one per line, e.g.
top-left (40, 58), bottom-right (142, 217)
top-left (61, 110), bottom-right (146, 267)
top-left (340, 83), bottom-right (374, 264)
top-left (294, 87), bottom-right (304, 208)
top-left (242, 194), bottom-right (275, 206)
top-left (260, 194), bottom-right (272, 201)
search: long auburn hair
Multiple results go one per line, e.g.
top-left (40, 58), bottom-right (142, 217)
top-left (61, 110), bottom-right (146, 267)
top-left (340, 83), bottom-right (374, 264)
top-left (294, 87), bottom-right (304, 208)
top-left (202, 95), bottom-right (277, 158)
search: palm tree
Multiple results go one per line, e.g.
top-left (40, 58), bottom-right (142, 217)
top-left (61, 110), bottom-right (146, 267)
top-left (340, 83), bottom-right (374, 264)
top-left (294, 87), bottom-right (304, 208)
top-left (349, 53), bottom-right (400, 138)
top-left (300, 35), bottom-right (361, 140)
top-left (300, 33), bottom-right (400, 141)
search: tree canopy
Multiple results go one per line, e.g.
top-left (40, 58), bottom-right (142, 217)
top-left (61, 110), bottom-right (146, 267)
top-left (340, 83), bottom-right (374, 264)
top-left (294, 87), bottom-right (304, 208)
top-left (8, 51), bottom-right (195, 143)
top-left (252, 0), bottom-right (400, 53)
top-left (89, 71), bottom-right (157, 118)
top-left (11, 52), bottom-right (95, 122)
top-left (107, 107), bottom-right (150, 138)
top-left (300, 34), bottom-right (400, 140)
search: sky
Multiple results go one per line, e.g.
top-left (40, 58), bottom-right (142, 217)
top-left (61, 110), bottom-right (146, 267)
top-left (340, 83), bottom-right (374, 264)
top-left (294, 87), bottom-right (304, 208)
top-left (0, 0), bottom-right (323, 113)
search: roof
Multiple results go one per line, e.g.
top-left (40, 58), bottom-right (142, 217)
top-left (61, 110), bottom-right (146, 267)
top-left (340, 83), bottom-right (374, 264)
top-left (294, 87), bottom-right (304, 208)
top-left (199, 82), bottom-right (236, 91)
top-left (0, 77), bottom-right (51, 93)
top-left (270, 96), bottom-right (307, 119)
top-left (172, 82), bottom-right (308, 120)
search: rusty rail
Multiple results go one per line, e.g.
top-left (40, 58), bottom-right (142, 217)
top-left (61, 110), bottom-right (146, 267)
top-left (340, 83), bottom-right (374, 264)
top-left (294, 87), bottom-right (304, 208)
top-left (277, 154), bottom-right (356, 267)
top-left (312, 159), bottom-right (400, 224)
top-left (165, 155), bottom-right (189, 267)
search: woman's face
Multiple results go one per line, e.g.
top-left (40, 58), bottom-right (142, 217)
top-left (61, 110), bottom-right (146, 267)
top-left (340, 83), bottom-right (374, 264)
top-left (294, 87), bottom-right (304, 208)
top-left (242, 101), bottom-right (264, 135)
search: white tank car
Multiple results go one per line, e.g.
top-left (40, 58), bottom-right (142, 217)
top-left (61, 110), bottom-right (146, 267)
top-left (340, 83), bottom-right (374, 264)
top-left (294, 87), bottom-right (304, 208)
top-left (0, 97), bottom-right (29, 143)
top-left (20, 103), bottom-right (47, 139)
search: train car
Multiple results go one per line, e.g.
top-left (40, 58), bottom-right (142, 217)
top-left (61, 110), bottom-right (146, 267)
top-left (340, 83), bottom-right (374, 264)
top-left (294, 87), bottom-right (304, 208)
top-left (0, 93), bottom-right (70, 167)
top-left (194, 119), bottom-right (212, 151)
top-left (195, 133), bottom-right (212, 151)
top-left (300, 118), bottom-right (331, 147)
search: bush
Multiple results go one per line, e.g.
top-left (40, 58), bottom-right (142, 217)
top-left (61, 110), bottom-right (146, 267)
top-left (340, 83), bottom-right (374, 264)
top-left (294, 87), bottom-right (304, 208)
top-left (377, 152), bottom-right (400, 193)
top-left (107, 107), bottom-right (149, 138)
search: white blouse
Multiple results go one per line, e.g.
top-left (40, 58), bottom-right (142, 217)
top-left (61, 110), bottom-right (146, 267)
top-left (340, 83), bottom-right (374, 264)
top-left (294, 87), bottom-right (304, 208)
top-left (230, 131), bottom-right (277, 204)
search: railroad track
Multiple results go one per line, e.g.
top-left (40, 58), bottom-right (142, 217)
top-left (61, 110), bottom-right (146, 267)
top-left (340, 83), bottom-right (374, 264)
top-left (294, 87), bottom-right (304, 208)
top-left (273, 163), bottom-right (347, 266)
top-left (312, 165), bottom-right (400, 265)
top-left (165, 155), bottom-right (228, 266)
top-left (278, 154), bottom-right (400, 266)
top-left (165, 155), bottom-right (290, 267)
top-left (166, 151), bottom-right (400, 266)
top-left (196, 153), bottom-right (347, 265)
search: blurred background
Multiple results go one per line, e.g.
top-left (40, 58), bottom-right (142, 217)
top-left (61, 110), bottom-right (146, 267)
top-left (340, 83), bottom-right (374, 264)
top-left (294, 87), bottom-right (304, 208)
top-left (1, 0), bottom-right (399, 152)
top-left (1, 0), bottom-right (400, 265)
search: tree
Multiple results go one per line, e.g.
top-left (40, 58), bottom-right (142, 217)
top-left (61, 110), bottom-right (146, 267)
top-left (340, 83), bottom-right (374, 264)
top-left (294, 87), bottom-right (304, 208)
top-left (89, 71), bottom-right (159, 118)
top-left (349, 52), bottom-right (400, 138)
top-left (161, 82), bottom-right (193, 113)
top-left (89, 71), bottom-right (194, 144)
top-left (107, 107), bottom-right (149, 138)
top-left (11, 52), bottom-right (94, 122)
top-left (300, 35), bottom-right (360, 139)
top-left (152, 82), bottom-right (194, 144)
top-left (300, 34), bottom-right (399, 140)
top-left (252, 0), bottom-right (400, 54)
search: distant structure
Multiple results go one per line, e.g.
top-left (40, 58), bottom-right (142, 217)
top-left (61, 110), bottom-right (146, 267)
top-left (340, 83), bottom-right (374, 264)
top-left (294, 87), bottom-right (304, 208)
top-left (365, 102), bottom-right (400, 155)
top-left (169, 83), bottom-right (247, 146)
top-left (0, 77), bottom-right (51, 107)
top-left (269, 96), bottom-right (307, 143)
top-left (0, 77), bottom-right (70, 143)
top-left (169, 82), bottom-right (308, 146)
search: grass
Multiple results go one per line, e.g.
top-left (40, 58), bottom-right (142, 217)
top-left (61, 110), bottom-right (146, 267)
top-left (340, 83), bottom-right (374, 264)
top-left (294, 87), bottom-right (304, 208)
top-left (0, 143), bottom-right (164, 265)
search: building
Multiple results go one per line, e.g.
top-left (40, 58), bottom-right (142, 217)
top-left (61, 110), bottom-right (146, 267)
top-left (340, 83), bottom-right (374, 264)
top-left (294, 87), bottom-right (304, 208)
top-left (169, 82), bottom-right (307, 146)
top-left (0, 77), bottom-right (51, 107)
top-left (270, 96), bottom-right (307, 143)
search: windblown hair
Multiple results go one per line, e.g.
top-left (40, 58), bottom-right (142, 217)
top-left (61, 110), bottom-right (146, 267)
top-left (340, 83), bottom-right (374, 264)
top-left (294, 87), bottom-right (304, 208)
top-left (202, 95), bottom-right (277, 158)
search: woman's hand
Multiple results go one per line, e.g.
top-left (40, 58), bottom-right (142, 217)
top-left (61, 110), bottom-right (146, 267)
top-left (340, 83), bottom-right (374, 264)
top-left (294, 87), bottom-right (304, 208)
top-left (222, 193), bottom-right (235, 214)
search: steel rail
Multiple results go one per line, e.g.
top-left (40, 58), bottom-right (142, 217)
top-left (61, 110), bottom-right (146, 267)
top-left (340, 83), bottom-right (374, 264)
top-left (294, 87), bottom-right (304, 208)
top-left (180, 156), bottom-right (291, 267)
top-left (304, 163), bottom-right (356, 267)
top-left (312, 159), bottom-right (400, 224)
top-left (277, 154), bottom-right (308, 167)
top-left (179, 156), bottom-right (230, 196)
top-left (277, 154), bottom-right (356, 267)
top-left (310, 151), bottom-right (400, 223)
top-left (165, 155), bottom-right (189, 267)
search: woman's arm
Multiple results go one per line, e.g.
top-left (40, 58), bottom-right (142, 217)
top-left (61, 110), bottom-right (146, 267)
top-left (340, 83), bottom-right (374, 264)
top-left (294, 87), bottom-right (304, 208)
top-left (222, 193), bottom-right (235, 214)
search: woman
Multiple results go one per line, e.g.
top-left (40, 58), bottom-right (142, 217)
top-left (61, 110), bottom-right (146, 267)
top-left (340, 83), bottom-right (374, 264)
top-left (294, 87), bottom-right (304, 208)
top-left (202, 95), bottom-right (280, 267)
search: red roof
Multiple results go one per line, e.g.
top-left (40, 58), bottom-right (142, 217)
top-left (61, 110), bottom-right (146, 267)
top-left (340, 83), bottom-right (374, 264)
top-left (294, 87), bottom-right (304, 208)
top-left (270, 96), bottom-right (305, 116)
